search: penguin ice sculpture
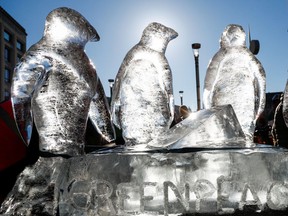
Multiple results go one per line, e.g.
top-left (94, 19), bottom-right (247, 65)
top-left (111, 22), bottom-right (178, 145)
top-left (11, 7), bottom-right (115, 156)
top-left (203, 24), bottom-right (266, 141)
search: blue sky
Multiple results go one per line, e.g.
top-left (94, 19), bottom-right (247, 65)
top-left (1, 0), bottom-right (288, 110)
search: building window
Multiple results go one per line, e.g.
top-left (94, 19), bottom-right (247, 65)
top-left (4, 90), bottom-right (10, 100)
top-left (4, 68), bottom-right (11, 83)
top-left (4, 31), bottom-right (11, 42)
top-left (17, 55), bottom-right (22, 63)
top-left (16, 40), bottom-right (24, 51)
top-left (4, 47), bottom-right (11, 62)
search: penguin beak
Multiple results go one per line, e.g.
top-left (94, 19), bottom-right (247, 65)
top-left (91, 31), bottom-right (100, 42)
top-left (89, 26), bottom-right (100, 42)
top-left (90, 31), bottom-right (100, 42)
top-left (170, 29), bottom-right (178, 41)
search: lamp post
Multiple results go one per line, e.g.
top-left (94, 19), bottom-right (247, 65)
top-left (192, 43), bottom-right (201, 111)
top-left (179, 90), bottom-right (184, 105)
top-left (108, 79), bottom-right (114, 104)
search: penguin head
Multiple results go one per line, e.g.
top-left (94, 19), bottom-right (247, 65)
top-left (140, 22), bottom-right (178, 52)
top-left (220, 24), bottom-right (246, 48)
top-left (44, 7), bottom-right (100, 46)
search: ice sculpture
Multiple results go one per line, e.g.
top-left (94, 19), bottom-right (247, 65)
top-left (148, 104), bottom-right (248, 149)
top-left (2, 148), bottom-right (288, 215)
top-left (283, 80), bottom-right (288, 127)
top-left (11, 7), bottom-right (115, 156)
top-left (111, 22), bottom-right (178, 145)
top-left (203, 24), bottom-right (266, 141)
top-left (3, 15), bottom-right (286, 216)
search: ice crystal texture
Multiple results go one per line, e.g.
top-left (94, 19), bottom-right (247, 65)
top-left (2, 148), bottom-right (288, 215)
top-left (148, 105), bottom-right (249, 149)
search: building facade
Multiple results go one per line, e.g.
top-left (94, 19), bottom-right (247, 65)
top-left (0, 7), bottom-right (27, 102)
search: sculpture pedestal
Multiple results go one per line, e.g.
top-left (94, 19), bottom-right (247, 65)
top-left (1, 147), bottom-right (288, 215)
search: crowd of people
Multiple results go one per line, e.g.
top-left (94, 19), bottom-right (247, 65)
top-left (254, 93), bottom-right (288, 147)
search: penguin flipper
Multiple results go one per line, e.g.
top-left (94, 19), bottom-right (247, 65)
top-left (110, 61), bottom-right (128, 129)
top-left (251, 57), bottom-right (266, 119)
top-left (11, 55), bottom-right (51, 145)
top-left (89, 78), bottom-right (116, 142)
top-left (203, 51), bottom-right (224, 109)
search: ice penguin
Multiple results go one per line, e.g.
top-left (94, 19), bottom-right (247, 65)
top-left (203, 24), bottom-right (266, 141)
top-left (111, 22), bottom-right (178, 145)
top-left (11, 7), bottom-right (115, 156)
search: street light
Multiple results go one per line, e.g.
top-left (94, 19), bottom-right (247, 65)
top-left (192, 43), bottom-right (201, 111)
top-left (108, 79), bottom-right (114, 104)
top-left (179, 90), bottom-right (184, 105)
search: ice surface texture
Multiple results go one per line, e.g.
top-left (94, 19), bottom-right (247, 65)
top-left (2, 148), bottom-right (288, 215)
top-left (111, 22), bottom-right (178, 145)
top-left (11, 7), bottom-right (115, 156)
top-left (0, 157), bottom-right (65, 215)
top-left (203, 24), bottom-right (266, 141)
top-left (148, 104), bottom-right (249, 149)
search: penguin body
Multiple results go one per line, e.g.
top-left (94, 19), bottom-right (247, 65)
top-left (203, 24), bottom-right (266, 141)
top-left (111, 22), bottom-right (178, 145)
top-left (12, 7), bottom-right (115, 156)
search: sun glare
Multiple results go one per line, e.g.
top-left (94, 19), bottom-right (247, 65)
top-left (49, 18), bottom-right (72, 41)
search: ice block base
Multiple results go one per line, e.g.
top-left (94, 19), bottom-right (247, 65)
top-left (1, 147), bottom-right (288, 215)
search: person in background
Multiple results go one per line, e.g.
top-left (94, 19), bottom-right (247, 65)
top-left (179, 105), bottom-right (190, 120)
top-left (272, 94), bottom-right (288, 147)
top-left (254, 112), bottom-right (272, 144)
top-left (268, 94), bottom-right (281, 126)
